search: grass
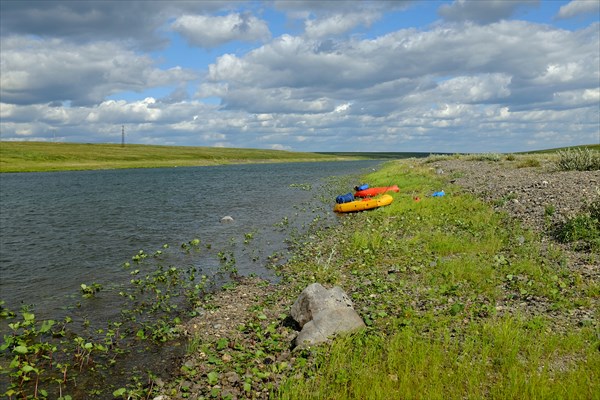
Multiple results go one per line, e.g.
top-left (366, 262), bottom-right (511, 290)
top-left (555, 147), bottom-right (600, 171)
top-left (278, 317), bottom-right (598, 400)
top-left (272, 157), bottom-right (599, 400)
top-left (0, 141), bottom-right (355, 172)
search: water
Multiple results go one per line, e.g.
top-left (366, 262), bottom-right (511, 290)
top-left (0, 161), bottom-right (380, 320)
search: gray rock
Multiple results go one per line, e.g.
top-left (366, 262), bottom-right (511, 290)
top-left (220, 216), bottom-right (234, 223)
top-left (291, 283), bottom-right (365, 347)
top-left (291, 283), bottom-right (353, 327)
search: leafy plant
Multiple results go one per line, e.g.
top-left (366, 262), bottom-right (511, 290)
top-left (554, 148), bottom-right (600, 171)
top-left (80, 283), bottom-right (102, 298)
top-left (554, 213), bottom-right (600, 251)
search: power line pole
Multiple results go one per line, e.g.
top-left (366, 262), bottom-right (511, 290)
top-left (121, 125), bottom-right (125, 147)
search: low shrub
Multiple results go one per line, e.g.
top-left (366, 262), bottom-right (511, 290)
top-left (554, 194), bottom-right (600, 251)
top-left (465, 153), bottom-right (502, 162)
top-left (517, 158), bottom-right (541, 168)
top-left (554, 148), bottom-right (600, 171)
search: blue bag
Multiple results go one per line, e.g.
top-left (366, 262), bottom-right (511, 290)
top-left (336, 193), bottom-right (355, 204)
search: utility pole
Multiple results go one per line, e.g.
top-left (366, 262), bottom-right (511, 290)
top-left (121, 125), bottom-right (125, 147)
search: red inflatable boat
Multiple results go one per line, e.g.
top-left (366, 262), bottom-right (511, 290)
top-left (354, 185), bottom-right (399, 198)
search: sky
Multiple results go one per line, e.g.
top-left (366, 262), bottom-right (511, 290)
top-left (0, 0), bottom-right (599, 153)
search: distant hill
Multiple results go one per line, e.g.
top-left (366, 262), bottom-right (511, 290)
top-left (0, 142), bottom-right (356, 173)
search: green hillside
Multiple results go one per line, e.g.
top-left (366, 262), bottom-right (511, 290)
top-left (0, 142), bottom-right (354, 173)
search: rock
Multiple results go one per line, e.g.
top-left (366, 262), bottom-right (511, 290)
top-left (220, 216), bottom-right (234, 223)
top-left (291, 283), bottom-right (365, 347)
top-left (291, 283), bottom-right (352, 327)
top-left (223, 371), bottom-right (239, 383)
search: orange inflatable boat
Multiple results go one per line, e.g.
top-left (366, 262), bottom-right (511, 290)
top-left (354, 185), bottom-right (399, 198)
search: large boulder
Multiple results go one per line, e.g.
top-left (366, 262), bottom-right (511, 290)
top-left (291, 283), bottom-right (365, 347)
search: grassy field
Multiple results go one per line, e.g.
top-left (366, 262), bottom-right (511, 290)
top-left (271, 156), bottom-right (599, 399)
top-left (0, 141), bottom-right (358, 173)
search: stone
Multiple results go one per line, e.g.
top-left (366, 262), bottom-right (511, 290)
top-left (220, 216), bottom-right (234, 223)
top-left (291, 283), bottom-right (365, 347)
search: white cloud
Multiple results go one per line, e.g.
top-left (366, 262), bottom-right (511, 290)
top-left (0, 37), bottom-right (197, 106)
top-left (304, 12), bottom-right (379, 38)
top-left (0, 1), bottom-right (241, 50)
top-left (270, 143), bottom-right (292, 150)
top-left (205, 21), bottom-right (598, 113)
top-left (552, 88), bottom-right (600, 108)
top-left (435, 74), bottom-right (512, 102)
top-left (172, 13), bottom-right (271, 48)
top-left (556, 0), bottom-right (600, 19)
top-left (438, 0), bottom-right (539, 24)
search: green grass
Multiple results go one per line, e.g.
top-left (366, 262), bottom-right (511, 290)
top-left (274, 158), bottom-right (599, 400)
top-left (0, 141), bottom-right (354, 172)
top-left (278, 317), bottom-right (598, 400)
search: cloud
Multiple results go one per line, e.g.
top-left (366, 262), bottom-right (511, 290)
top-left (433, 74), bottom-right (512, 103)
top-left (556, 0), bottom-right (600, 20)
top-left (172, 13), bottom-right (271, 48)
top-left (0, 1), bottom-right (245, 49)
top-left (304, 12), bottom-right (379, 38)
top-left (0, 36), bottom-right (197, 106)
top-left (438, 0), bottom-right (539, 24)
top-left (274, 0), bottom-right (411, 15)
top-left (204, 21), bottom-right (599, 114)
top-left (275, 0), bottom-right (411, 38)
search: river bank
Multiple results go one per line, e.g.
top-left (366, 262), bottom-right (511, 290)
top-left (154, 153), bottom-right (599, 399)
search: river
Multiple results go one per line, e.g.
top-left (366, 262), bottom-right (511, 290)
top-left (0, 161), bottom-right (380, 320)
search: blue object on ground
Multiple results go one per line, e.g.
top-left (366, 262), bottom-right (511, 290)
top-left (336, 192), bottom-right (356, 203)
top-left (432, 190), bottom-right (445, 197)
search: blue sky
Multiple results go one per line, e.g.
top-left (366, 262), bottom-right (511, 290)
top-left (1, 0), bottom-right (598, 153)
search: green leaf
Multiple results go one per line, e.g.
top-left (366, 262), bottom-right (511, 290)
top-left (21, 364), bottom-right (35, 373)
top-left (14, 345), bottom-right (28, 354)
top-left (207, 371), bottom-right (219, 385)
top-left (39, 319), bottom-right (56, 333)
top-left (113, 388), bottom-right (127, 397)
top-left (449, 303), bottom-right (465, 316)
top-left (216, 338), bottom-right (228, 350)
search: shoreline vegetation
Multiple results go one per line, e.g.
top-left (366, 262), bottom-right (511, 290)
top-left (1, 144), bottom-right (599, 399)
